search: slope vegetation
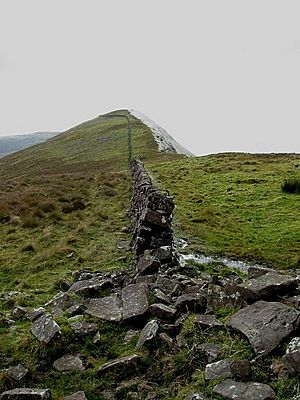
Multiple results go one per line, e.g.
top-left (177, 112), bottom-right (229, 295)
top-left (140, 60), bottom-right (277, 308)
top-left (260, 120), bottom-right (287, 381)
top-left (0, 110), bottom-right (300, 399)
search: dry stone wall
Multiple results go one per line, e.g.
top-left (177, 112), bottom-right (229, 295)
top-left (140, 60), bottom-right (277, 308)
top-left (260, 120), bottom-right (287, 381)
top-left (129, 158), bottom-right (176, 269)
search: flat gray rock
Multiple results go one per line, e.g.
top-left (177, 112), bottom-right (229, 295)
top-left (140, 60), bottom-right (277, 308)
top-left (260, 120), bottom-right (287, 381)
top-left (175, 293), bottom-right (206, 313)
top-left (30, 314), bottom-right (61, 344)
top-left (228, 301), bottom-right (300, 354)
top-left (213, 379), bottom-right (276, 400)
top-left (136, 255), bottom-right (160, 275)
top-left (85, 294), bottom-right (122, 322)
top-left (205, 359), bottom-right (232, 380)
top-left (137, 320), bottom-right (159, 348)
top-left (195, 314), bottom-right (223, 329)
top-left (207, 284), bottom-right (247, 312)
top-left (53, 355), bottom-right (84, 372)
top-left (69, 320), bottom-right (98, 336)
top-left (282, 337), bottom-right (300, 374)
top-left (7, 364), bottom-right (28, 381)
top-left (68, 277), bottom-right (112, 297)
top-left (97, 354), bottom-right (141, 377)
top-left (122, 283), bottom-right (149, 321)
top-left (150, 303), bottom-right (176, 320)
top-left (64, 392), bottom-right (87, 400)
top-left (0, 388), bottom-right (51, 399)
top-left (44, 291), bottom-right (70, 309)
top-left (237, 272), bottom-right (298, 301)
top-left (26, 307), bottom-right (46, 322)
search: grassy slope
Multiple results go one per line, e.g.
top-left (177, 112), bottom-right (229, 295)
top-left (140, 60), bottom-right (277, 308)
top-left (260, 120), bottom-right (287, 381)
top-left (0, 111), bottom-right (300, 399)
top-left (148, 152), bottom-right (300, 270)
top-left (0, 110), bottom-right (183, 398)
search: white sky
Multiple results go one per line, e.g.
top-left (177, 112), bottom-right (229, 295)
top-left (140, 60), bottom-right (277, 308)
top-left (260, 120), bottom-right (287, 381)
top-left (1, 0), bottom-right (300, 155)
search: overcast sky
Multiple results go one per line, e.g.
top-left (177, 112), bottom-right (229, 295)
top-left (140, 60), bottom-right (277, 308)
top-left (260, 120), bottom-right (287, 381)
top-left (1, 1), bottom-right (300, 155)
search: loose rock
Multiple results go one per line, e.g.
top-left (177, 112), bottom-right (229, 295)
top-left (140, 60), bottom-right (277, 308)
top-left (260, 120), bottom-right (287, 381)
top-left (30, 314), bottom-right (61, 344)
top-left (213, 379), bottom-right (276, 400)
top-left (97, 354), bottom-right (141, 378)
top-left (175, 293), bottom-right (206, 313)
top-left (64, 392), bottom-right (87, 400)
top-left (69, 321), bottom-right (98, 336)
top-left (282, 337), bottom-right (300, 374)
top-left (7, 364), bottom-right (28, 381)
top-left (0, 388), bottom-right (51, 399)
top-left (122, 283), bottom-right (149, 322)
top-left (150, 303), bottom-right (176, 321)
top-left (53, 355), bottom-right (84, 372)
top-left (228, 301), bottom-right (300, 354)
top-left (85, 294), bottom-right (122, 322)
top-left (137, 320), bottom-right (159, 348)
top-left (195, 314), bottom-right (223, 329)
top-left (68, 277), bottom-right (112, 297)
top-left (237, 272), bottom-right (298, 301)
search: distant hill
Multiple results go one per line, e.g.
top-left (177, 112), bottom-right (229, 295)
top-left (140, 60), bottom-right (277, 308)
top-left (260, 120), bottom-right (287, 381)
top-left (0, 131), bottom-right (60, 157)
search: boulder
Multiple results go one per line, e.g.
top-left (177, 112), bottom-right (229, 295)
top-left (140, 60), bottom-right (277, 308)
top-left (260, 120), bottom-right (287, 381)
top-left (85, 294), bottom-right (122, 322)
top-left (136, 255), bottom-right (160, 275)
top-left (150, 304), bottom-right (176, 321)
top-left (213, 379), bottom-right (276, 400)
top-left (154, 276), bottom-right (178, 295)
top-left (69, 321), bottom-right (98, 336)
top-left (206, 284), bottom-right (247, 312)
top-left (122, 283), bottom-right (149, 321)
top-left (0, 389), bottom-right (51, 399)
top-left (282, 337), bottom-right (300, 374)
top-left (97, 354), bottom-right (141, 378)
top-left (66, 303), bottom-right (86, 317)
top-left (153, 288), bottom-right (171, 305)
top-left (236, 272), bottom-right (298, 301)
top-left (195, 314), bottom-right (223, 329)
top-left (44, 291), bottom-right (70, 309)
top-left (30, 314), bottom-right (61, 344)
top-left (64, 392), bottom-right (87, 400)
top-left (205, 359), bottom-right (250, 381)
top-left (68, 277), bottom-right (112, 297)
top-left (53, 355), bottom-right (84, 372)
top-left (228, 301), bottom-right (300, 354)
top-left (136, 320), bottom-right (159, 348)
top-left (247, 266), bottom-right (274, 279)
top-left (26, 308), bottom-right (46, 322)
top-left (205, 359), bottom-right (232, 380)
top-left (175, 293), bottom-right (206, 313)
top-left (7, 364), bottom-right (28, 381)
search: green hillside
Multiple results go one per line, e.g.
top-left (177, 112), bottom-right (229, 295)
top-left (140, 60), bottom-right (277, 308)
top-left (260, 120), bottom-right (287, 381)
top-left (0, 110), bottom-right (180, 297)
top-left (148, 152), bottom-right (300, 270)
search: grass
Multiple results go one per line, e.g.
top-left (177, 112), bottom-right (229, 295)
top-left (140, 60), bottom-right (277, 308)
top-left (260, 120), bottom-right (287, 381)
top-left (0, 110), bottom-right (182, 398)
top-left (1, 110), bottom-right (300, 398)
top-left (148, 152), bottom-right (300, 270)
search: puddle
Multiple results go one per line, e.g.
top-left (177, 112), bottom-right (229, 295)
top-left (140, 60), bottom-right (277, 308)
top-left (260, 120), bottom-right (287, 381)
top-left (176, 239), bottom-right (266, 273)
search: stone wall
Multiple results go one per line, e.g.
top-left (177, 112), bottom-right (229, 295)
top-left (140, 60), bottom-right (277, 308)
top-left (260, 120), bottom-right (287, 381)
top-left (129, 158), bottom-right (175, 269)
